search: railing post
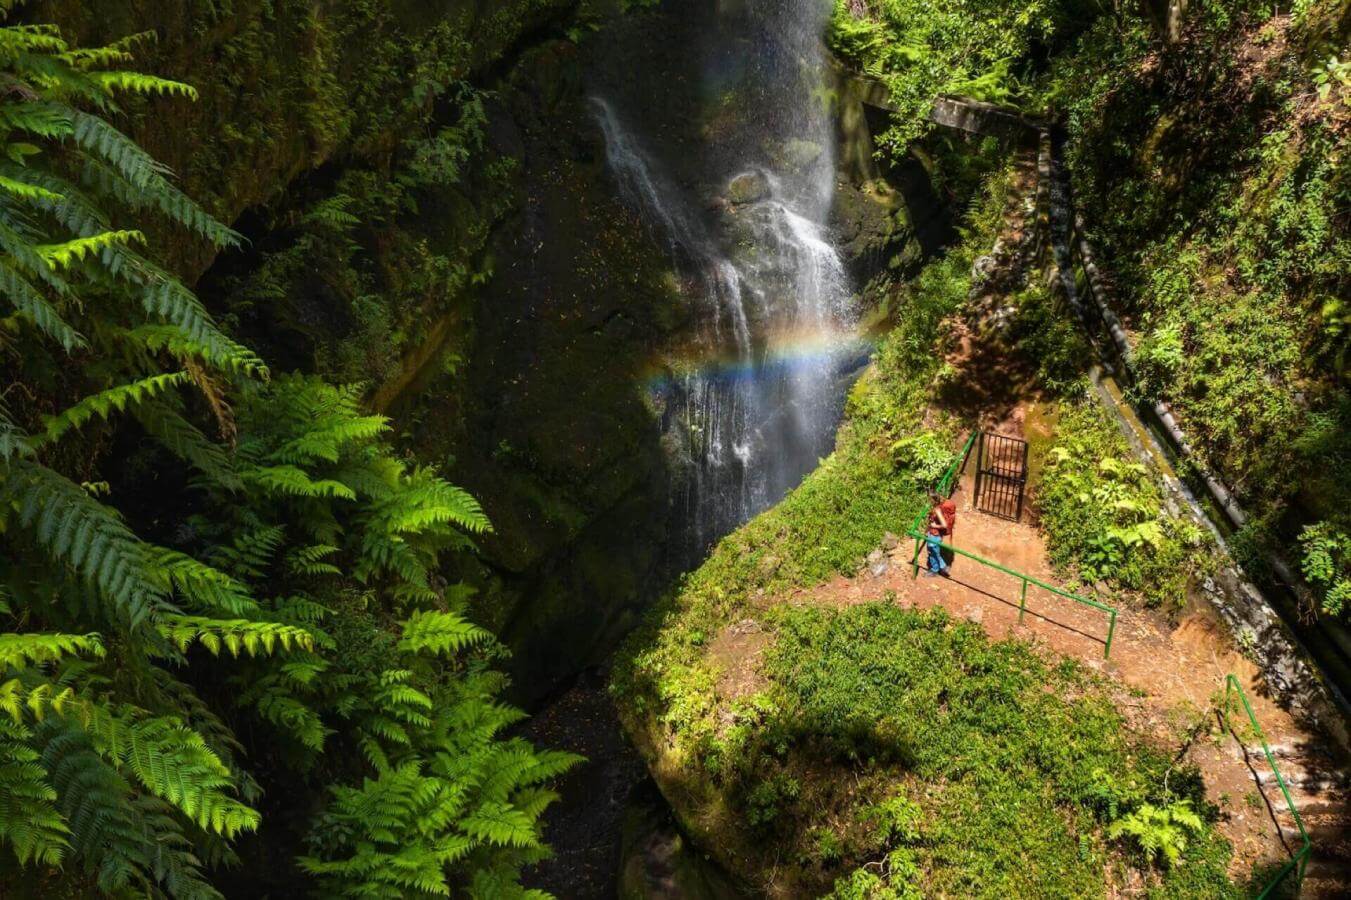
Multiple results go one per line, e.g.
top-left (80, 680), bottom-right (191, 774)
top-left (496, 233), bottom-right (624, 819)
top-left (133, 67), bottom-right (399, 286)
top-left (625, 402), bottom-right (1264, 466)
top-left (1104, 609), bottom-right (1117, 659)
top-left (973, 430), bottom-right (985, 510)
top-left (1018, 579), bottom-right (1027, 624)
top-left (911, 535), bottom-right (922, 579)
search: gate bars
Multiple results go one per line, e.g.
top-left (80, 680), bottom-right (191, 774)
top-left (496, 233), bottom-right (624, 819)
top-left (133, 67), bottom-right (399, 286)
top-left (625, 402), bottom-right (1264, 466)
top-left (974, 430), bottom-right (1029, 521)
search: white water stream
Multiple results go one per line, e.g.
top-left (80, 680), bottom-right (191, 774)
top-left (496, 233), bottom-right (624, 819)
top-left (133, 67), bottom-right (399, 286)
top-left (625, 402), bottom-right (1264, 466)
top-left (593, 0), bottom-right (860, 555)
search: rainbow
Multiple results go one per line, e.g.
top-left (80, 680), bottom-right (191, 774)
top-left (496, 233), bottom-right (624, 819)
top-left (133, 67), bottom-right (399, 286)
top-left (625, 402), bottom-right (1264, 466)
top-left (645, 328), bottom-right (874, 390)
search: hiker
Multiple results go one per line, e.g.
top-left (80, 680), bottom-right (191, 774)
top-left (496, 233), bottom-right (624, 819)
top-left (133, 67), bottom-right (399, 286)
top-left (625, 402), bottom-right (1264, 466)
top-left (924, 488), bottom-right (957, 578)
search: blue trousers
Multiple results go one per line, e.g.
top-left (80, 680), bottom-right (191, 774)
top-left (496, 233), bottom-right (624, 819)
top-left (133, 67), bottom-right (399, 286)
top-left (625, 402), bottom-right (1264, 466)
top-left (925, 533), bottom-right (949, 574)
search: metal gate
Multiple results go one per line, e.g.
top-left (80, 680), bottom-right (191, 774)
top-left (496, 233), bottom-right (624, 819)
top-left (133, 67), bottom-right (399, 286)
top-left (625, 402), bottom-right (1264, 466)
top-left (973, 431), bottom-right (1028, 521)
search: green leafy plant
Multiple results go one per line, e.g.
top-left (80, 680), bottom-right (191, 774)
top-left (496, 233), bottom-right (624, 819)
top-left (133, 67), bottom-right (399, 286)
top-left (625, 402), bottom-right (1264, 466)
top-left (1312, 53), bottom-right (1350, 105)
top-left (1035, 403), bottom-right (1209, 606)
top-left (1299, 521), bottom-right (1351, 616)
top-left (888, 430), bottom-right (953, 486)
top-left (1108, 799), bottom-right (1205, 867)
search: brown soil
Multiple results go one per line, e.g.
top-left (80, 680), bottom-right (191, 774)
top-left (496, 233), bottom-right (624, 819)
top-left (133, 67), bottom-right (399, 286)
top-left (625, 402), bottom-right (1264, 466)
top-left (709, 618), bottom-right (772, 703)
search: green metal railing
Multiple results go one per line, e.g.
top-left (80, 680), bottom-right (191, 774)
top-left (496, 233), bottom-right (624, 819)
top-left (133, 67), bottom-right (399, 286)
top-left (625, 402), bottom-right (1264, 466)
top-left (1223, 674), bottom-right (1311, 898)
top-left (907, 432), bottom-right (1120, 659)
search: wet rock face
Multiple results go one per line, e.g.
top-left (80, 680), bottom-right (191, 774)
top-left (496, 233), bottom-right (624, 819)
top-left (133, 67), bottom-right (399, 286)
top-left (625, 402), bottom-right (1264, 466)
top-left (417, 40), bottom-right (689, 701)
top-left (783, 138), bottom-right (823, 172)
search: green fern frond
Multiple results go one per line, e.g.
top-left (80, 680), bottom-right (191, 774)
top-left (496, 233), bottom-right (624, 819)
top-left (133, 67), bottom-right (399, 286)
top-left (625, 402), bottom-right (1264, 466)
top-left (0, 258), bottom-right (83, 350)
top-left (240, 464), bottom-right (357, 500)
top-left (126, 323), bottom-right (268, 378)
top-left (151, 548), bottom-right (258, 616)
top-left (41, 372), bottom-right (188, 443)
top-left (285, 543), bottom-right (342, 577)
top-left (208, 525), bottom-right (285, 580)
top-left (251, 687), bottom-right (329, 751)
top-left (94, 713), bottom-right (259, 837)
top-left (0, 172), bottom-right (63, 202)
top-left (0, 100), bottom-right (74, 139)
top-left (34, 228), bottom-right (142, 268)
top-left (69, 109), bottom-right (171, 188)
top-left (132, 399), bottom-right (242, 491)
top-left (0, 719), bottom-right (69, 865)
top-left (1, 458), bottom-right (167, 626)
top-left (89, 71), bottom-right (197, 100)
top-left (0, 632), bottom-right (104, 669)
top-left (392, 470), bottom-right (491, 535)
top-left (0, 678), bottom-right (79, 724)
top-left (0, 401), bottom-right (35, 460)
top-left (272, 415), bottom-right (389, 465)
top-left (57, 30), bottom-right (155, 68)
top-left (397, 609), bottom-right (491, 656)
top-left (107, 251), bottom-right (261, 373)
top-left (77, 145), bottom-right (239, 248)
top-left (461, 801), bottom-right (539, 849)
top-left (156, 615), bottom-right (312, 658)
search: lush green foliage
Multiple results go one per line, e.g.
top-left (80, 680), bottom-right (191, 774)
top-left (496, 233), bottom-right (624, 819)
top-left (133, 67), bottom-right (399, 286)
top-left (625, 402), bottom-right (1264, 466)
top-left (834, 0), bottom-right (1350, 621)
top-left (0, 21), bottom-right (572, 898)
top-left (1107, 798), bottom-right (1205, 868)
top-left (1032, 402), bottom-right (1212, 608)
top-left (1299, 521), bottom-right (1351, 616)
top-left (1039, 1), bottom-right (1351, 617)
top-left (827, 0), bottom-right (1097, 152)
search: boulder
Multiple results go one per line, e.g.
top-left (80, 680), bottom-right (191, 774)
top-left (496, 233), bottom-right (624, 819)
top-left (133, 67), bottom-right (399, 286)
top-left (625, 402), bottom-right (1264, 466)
top-left (726, 170), bottom-right (768, 205)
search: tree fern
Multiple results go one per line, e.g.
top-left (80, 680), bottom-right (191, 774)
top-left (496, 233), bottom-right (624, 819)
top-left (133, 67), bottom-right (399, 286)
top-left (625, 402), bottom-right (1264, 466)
top-left (0, 19), bottom-right (576, 889)
top-left (0, 19), bottom-right (310, 895)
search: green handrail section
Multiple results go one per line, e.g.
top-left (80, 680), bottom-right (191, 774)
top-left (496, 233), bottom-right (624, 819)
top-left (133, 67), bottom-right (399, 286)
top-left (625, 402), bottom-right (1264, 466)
top-left (906, 432), bottom-right (1120, 659)
top-left (1223, 674), bottom-right (1311, 899)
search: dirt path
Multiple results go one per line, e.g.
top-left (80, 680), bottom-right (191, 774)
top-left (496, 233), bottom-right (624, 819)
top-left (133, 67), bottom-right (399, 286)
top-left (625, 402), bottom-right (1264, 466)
top-left (768, 444), bottom-right (1351, 893)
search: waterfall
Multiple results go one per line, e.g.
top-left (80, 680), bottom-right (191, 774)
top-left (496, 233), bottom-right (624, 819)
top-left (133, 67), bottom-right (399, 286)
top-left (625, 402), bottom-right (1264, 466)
top-left (592, 0), bottom-right (860, 558)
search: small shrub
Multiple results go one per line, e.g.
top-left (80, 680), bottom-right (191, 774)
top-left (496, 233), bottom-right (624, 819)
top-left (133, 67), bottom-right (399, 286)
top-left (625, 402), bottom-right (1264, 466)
top-left (1108, 799), bottom-right (1205, 868)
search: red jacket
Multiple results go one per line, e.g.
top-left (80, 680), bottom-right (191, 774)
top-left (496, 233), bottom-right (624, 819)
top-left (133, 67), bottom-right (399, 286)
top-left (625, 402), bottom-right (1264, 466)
top-left (929, 500), bottom-right (957, 536)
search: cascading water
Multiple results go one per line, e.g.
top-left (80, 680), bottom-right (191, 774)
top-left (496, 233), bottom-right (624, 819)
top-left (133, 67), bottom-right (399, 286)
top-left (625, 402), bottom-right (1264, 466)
top-left (592, 0), bottom-right (862, 557)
